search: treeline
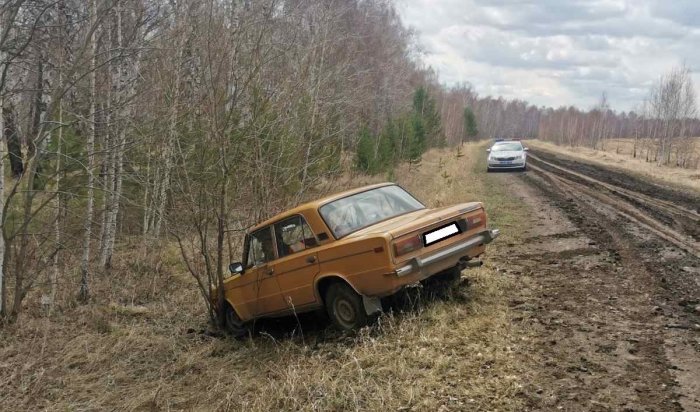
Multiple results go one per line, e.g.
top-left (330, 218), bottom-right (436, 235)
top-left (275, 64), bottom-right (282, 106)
top-left (437, 69), bottom-right (698, 170)
top-left (437, 83), bottom-right (541, 144)
top-left (538, 66), bottom-right (699, 167)
top-left (0, 0), bottom-right (438, 320)
top-left (353, 80), bottom-right (543, 149)
top-left (435, 66), bottom-right (699, 168)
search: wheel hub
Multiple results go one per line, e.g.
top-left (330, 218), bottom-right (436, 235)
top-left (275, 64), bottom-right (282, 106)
top-left (335, 299), bottom-right (355, 325)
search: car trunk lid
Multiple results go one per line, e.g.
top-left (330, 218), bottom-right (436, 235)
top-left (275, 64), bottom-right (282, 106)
top-left (347, 202), bottom-right (483, 239)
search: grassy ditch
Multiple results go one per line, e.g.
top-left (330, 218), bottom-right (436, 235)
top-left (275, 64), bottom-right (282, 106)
top-left (0, 142), bottom-right (532, 411)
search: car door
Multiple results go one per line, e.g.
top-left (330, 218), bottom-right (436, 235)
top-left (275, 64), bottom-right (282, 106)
top-left (270, 215), bottom-right (321, 310)
top-left (239, 226), bottom-right (287, 318)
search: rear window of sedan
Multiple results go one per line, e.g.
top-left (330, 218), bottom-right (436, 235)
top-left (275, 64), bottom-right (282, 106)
top-left (319, 186), bottom-right (424, 238)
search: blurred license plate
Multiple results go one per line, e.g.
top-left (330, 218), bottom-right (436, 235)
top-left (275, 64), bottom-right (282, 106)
top-left (423, 223), bottom-right (460, 246)
top-left (501, 161), bottom-right (512, 164)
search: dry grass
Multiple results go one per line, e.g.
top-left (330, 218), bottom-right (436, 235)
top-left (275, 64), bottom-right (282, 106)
top-left (0, 142), bottom-right (532, 411)
top-left (527, 138), bottom-right (700, 193)
top-left (600, 137), bottom-right (700, 164)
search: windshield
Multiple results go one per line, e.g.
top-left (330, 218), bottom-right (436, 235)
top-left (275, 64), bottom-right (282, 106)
top-left (492, 142), bottom-right (523, 151)
top-left (319, 185), bottom-right (425, 238)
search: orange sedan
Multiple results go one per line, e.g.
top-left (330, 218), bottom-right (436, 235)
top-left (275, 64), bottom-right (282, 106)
top-left (219, 183), bottom-right (499, 334)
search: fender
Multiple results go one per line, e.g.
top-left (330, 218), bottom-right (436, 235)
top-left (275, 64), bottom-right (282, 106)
top-left (313, 272), bottom-right (361, 302)
top-left (313, 273), bottom-right (382, 316)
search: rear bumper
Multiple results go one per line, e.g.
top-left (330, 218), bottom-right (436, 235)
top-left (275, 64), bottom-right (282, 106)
top-left (395, 228), bottom-right (500, 278)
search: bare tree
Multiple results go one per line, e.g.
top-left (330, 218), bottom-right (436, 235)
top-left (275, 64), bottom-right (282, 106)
top-left (78, 0), bottom-right (99, 302)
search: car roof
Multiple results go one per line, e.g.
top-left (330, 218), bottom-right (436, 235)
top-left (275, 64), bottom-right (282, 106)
top-left (248, 182), bottom-right (395, 233)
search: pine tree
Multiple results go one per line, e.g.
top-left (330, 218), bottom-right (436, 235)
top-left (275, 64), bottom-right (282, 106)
top-left (413, 86), bottom-right (444, 147)
top-left (464, 107), bottom-right (478, 142)
top-left (355, 127), bottom-right (375, 173)
top-left (409, 113), bottom-right (426, 163)
top-left (377, 118), bottom-right (397, 168)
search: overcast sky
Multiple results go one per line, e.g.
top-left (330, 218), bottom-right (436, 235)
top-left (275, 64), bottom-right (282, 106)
top-left (397, 0), bottom-right (700, 111)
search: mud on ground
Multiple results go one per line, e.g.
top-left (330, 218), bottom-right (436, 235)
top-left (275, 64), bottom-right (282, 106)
top-left (492, 150), bottom-right (700, 411)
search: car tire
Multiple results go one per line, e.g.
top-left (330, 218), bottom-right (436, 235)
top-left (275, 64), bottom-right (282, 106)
top-left (223, 303), bottom-right (248, 338)
top-left (325, 282), bottom-right (368, 331)
top-left (522, 164), bottom-right (527, 172)
top-left (486, 167), bottom-right (492, 173)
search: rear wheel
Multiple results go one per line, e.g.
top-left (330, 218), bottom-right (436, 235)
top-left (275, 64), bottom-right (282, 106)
top-left (325, 283), bottom-right (368, 331)
top-left (223, 304), bottom-right (248, 338)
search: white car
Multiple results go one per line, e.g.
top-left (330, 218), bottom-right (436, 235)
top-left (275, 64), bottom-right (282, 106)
top-left (486, 140), bottom-right (528, 172)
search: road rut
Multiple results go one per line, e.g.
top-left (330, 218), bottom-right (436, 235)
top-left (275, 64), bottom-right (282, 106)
top-left (491, 150), bottom-right (700, 411)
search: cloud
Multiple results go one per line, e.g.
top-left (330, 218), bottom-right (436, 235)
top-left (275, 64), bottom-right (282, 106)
top-left (397, 0), bottom-right (700, 111)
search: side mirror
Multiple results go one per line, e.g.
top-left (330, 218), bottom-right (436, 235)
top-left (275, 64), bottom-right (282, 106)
top-left (229, 262), bottom-right (244, 274)
top-left (523, 147), bottom-right (529, 151)
top-left (486, 148), bottom-right (491, 153)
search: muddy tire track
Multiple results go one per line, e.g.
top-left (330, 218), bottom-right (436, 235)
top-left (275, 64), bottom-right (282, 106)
top-left (528, 150), bottom-right (700, 215)
top-left (528, 152), bottom-right (700, 251)
top-left (490, 153), bottom-right (700, 410)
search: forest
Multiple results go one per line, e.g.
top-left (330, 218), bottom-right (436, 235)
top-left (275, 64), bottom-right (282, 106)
top-left (0, 0), bottom-right (698, 323)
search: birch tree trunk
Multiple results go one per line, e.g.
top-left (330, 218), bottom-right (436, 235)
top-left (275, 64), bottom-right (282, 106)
top-left (51, 23), bottom-right (65, 310)
top-left (0, 84), bottom-right (5, 316)
top-left (0, 8), bottom-right (8, 316)
top-left (299, 18), bottom-right (328, 193)
top-left (14, 68), bottom-right (52, 316)
top-left (99, 3), bottom-right (121, 268)
top-left (98, 15), bottom-right (114, 261)
top-left (79, 0), bottom-right (98, 302)
top-left (51, 98), bottom-right (62, 312)
top-left (153, 33), bottom-right (183, 238)
top-left (100, 1), bottom-right (142, 268)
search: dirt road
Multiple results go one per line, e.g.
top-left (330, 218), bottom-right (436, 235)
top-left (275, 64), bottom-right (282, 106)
top-left (493, 148), bottom-right (700, 411)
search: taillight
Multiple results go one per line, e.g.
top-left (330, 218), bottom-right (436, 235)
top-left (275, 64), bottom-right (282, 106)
top-left (394, 235), bottom-right (422, 257)
top-left (469, 212), bottom-right (486, 228)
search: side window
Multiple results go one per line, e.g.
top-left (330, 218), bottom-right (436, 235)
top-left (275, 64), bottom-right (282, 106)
top-left (245, 227), bottom-right (276, 268)
top-left (274, 215), bottom-right (318, 258)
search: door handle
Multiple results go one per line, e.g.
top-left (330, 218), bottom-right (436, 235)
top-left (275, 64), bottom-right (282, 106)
top-left (306, 255), bottom-right (317, 263)
top-left (265, 267), bottom-right (274, 276)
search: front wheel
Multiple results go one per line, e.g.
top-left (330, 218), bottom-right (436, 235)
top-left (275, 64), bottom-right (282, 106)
top-left (325, 283), bottom-right (368, 331)
top-left (223, 304), bottom-right (248, 338)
